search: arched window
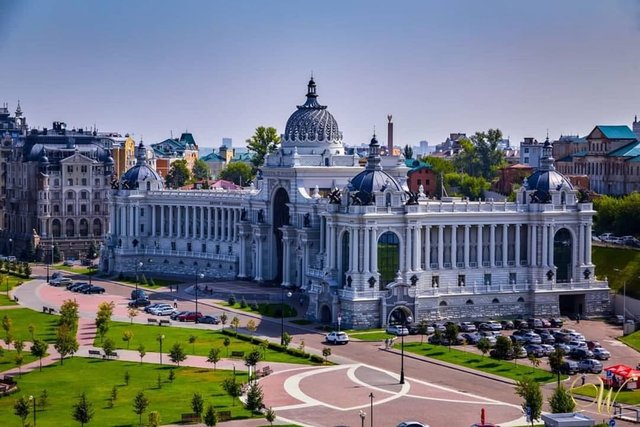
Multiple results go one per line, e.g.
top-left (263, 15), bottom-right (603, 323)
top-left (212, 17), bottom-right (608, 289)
top-left (561, 192), bottom-right (566, 205)
top-left (517, 297), bottom-right (525, 303)
top-left (378, 231), bottom-right (400, 286)
top-left (93, 219), bottom-right (102, 236)
top-left (385, 193), bottom-right (391, 206)
top-left (492, 298), bottom-right (500, 304)
top-left (79, 218), bottom-right (89, 237)
top-left (439, 301), bottom-right (447, 306)
top-left (341, 231), bottom-right (350, 287)
top-left (52, 219), bottom-right (61, 238)
top-left (65, 218), bottom-right (75, 237)
top-left (466, 299), bottom-right (474, 305)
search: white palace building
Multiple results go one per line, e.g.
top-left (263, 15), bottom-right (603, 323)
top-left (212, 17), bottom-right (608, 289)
top-left (103, 78), bottom-right (609, 328)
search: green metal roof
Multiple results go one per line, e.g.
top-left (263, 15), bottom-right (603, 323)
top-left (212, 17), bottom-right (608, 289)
top-left (609, 140), bottom-right (640, 157)
top-left (596, 125), bottom-right (637, 140)
top-left (404, 159), bottom-right (431, 170)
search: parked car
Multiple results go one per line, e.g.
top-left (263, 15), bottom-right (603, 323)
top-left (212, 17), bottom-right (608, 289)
top-left (199, 315), bottom-right (220, 324)
top-left (386, 325), bottom-right (409, 336)
top-left (128, 298), bottom-right (151, 308)
top-left (568, 332), bottom-right (586, 342)
top-left (550, 318), bottom-right (564, 327)
top-left (540, 318), bottom-right (552, 328)
top-left (82, 286), bottom-right (105, 294)
top-left (538, 331), bottom-right (556, 344)
top-left (554, 343), bottom-right (571, 354)
top-left (408, 323), bottom-right (434, 335)
top-left (578, 359), bottom-right (603, 374)
top-left (522, 331), bottom-right (542, 344)
top-left (539, 344), bottom-right (555, 356)
top-left (144, 303), bottom-right (164, 313)
top-left (462, 332), bottom-right (482, 345)
top-left (150, 305), bottom-right (175, 316)
top-left (67, 282), bottom-right (88, 291)
top-left (567, 340), bottom-right (588, 351)
top-left (397, 422), bottom-right (429, 427)
top-left (608, 315), bottom-right (625, 325)
top-left (432, 322), bottom-right (447, 333)
top-left (49, 277), bottom-right (72, 287)
top-left (524, 344), bottom-right (545, 357)
top-left (560, 360), bottom-right (580, 375)
top-left (325, 331), bottom-right (349, 344)
top-left (527, 318), bottom-right (543, 329)
top-left (592, 347), bottom-right (611, 360)
top-left (478, 334), bottom-right (497, 346)
top-left (170, 311), bottom-right (188, 320)
top-left (460, 322), bottom-right (477, 332)
top-left (500, 320), bottom-right (515, 330)
top-left (72, 284), bottom-right (93, 293)
top-left (569, 348), bottom-right (594, 360)
top-left (51, 272), bottom-right (63, 280)
top-left (177, 311), bottom-right (203, 322)
top-left (131, 289), bottom-right (147, 300)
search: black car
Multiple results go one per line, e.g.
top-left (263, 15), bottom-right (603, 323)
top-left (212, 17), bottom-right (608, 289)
top-left (569, 348), bottom-right (594, 360)
top-left (559, 360), bottom-right (580, 375)
top-left (83, 286), bottom-right (105, 294)
top-left (200, 315), bottom-right (220, 324)
top-left (170, 311), bottom-right (188, 320)
top-left (67, 282), bottom-right (88, 291)
top-left (131, 289), bottom-right (147, 300)
top-left (128, 298), bottom-right (151, 308)
top-left (550, 318), bottom-right (564, 328)
top-left (72, 284), bottom-right (93, 293)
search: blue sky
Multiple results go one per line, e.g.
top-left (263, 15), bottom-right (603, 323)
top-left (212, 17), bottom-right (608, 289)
top-left (1, 0), bottom-right (639, 149)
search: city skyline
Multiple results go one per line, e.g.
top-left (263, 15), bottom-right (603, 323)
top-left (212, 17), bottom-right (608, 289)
top-left (1, 0), bottom-right (639, 148)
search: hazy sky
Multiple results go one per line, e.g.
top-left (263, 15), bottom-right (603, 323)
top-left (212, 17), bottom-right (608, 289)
top-left (1, 0), bottom-right (639, 149)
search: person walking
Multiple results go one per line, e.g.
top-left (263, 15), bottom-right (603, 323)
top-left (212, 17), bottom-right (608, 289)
top-left (173, 299), bottom-right (178, 309)
top-left (581, 373), bottom-right (586, 386)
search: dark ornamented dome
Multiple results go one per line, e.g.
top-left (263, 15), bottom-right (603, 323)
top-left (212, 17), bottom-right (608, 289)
top-left (120, 142), bottom-right (164, 191)
top-left (524, 138), bottom-right (572, 203)
top-left (348, 134), bottom-right (402, 205)
top-left (283, 78), bottom-right (342, 144)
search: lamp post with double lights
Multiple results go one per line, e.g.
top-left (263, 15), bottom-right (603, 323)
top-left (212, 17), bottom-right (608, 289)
top-left (280, 285), bottom-right (292, 346)
top-left (135, 261), bottom-right (143, 292)
top-left (158, 334), bottom-right (165, 365)
top-left (8, 238), bottom-right (12, 257)
top-left (359, 410), bottom-right (365, 427)
top-left (29, 395), bottom-right (36, 426)
top-left (195, 271), bottom-right (204, 323)
top-left (399, 315), bottom-right (413, 384)
top-left (614, 268), bottom-right (627, 327)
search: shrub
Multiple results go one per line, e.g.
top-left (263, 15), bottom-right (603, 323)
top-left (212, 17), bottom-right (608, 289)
top-left (228, 295), bottom-right (236, 306)
top-left (285, 347), bottom-right (308, 358)
top-left (249, 302), bottom-right (259, 311)
top-left (309, 354), bottom-right (325, 364)
top-left (239, 297), bottom-right (247, 309)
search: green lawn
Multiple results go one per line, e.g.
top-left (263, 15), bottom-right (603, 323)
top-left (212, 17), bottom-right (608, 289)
top-left (1, 308), bottom-right (60, 343)
top-left (350, 331), bottom-right (393, 341)
top-left (593, 245), bottom-right (640, 298)
top-left (570, 384), bottom-right (640, 405)
top-left (116, 276), bottom-right (183, 289)
top-left (0, 348), bottom-right (38, 369)
top-left (225, 301), bottom-right (297, 318)
top-left (0, 357), bottom-right (256, 427)
top-left (54, 265), bottom-right (94, 276)
top-left (401, 342), bottom-right (562, 383)
top-left (96, 321), bottom-right (319, 364)
top-left (0, 274), bottom-right (29, 306)
top-left (619, 330), bottom-right (640, 352)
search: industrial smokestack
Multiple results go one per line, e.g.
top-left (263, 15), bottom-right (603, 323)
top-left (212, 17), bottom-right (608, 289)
top-left (387, 114), bottom-right (393, 155)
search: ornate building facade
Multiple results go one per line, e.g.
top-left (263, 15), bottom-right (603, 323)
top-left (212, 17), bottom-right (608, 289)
top-left (104, 78), bottom-right (609, 328)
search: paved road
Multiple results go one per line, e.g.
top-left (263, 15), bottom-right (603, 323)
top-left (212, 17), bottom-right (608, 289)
top-left (10, 265), bottom-right (639, 427)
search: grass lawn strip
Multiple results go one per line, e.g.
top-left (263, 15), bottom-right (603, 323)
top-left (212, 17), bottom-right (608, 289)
top-left (96, 321), bottom-right (319, 364)
top-left (401, 342), bottom-right (562, 383)
top-left (350, 331), bottom-right (395, 341)
top-left (0, 275), bottom-right (29, 306)
top-left (0, 357), bottom-right (255, 427)
top-left (1, 308), bottom-right (60, 343)
top-left (0, 348), bottom-right (38, 368)
top-left (570, 384), bottom-right (640, 406)
top-left (619, 330), bottom-right (640, 353)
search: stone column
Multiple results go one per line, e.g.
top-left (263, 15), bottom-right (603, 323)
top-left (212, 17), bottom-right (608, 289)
top-left (370, 227), bottom-right (378, 273)
top-left (502, 224), bottom-right (509, 266)
top-left (548, 224), bottom-right (555, 268)
top-left (151, 205), bottom-right (156, 237)
top-left (542, 224), bottom-right (548, 267)
top-left (320, 217), bottom-right (325, 253)
top-left (200, 206), bottom-right (205, 240)
top-left (214, 208), bottom-right (219, 240)
top-left (477, 225), bottom-right (483, 267)
top-left (586, 223), bottom-right (592, 264)
top-left (169, 206), bottom-right (174, 237)
top-left (490, 224), bottom-right (496, 267)
top-left (177, 206), bottom-right (182, 238)
top-left (450, 225), bottom-right (457, 268)
top-left (437, 225), bottom-right (444, 269)
top-left (578, 222), bottom-right (585, 265)
top-left (328, 224), bottom-right (335, 270)
top-left (207, 207), bottom-right (212, 239)
top-left (404, 227), bottom-right (412, 272)
top-left (530, 225), bottom-right (537, 267)
top-left (282, 235), bottom-right (292, 287)
top-left (515, 224), bottom-right (521, 266)
top-left (238, 229), bottom-right (246, 278)
top-left (349, 228), bottom-right (357, 272)
top-left (363, 226), bottom-right (370, 273)
top-left (255, 235), bottom-right (263, 282)
top-left (464, 225), bottom-right (470, 268)
top-left (424, 226), bottom-right (431, 269)
top-left (160, 206), bottom-right (165, 237)
top-left (129, 206), bottom-right (135, 237)
top-left (413, 226), bottom-right (421, 270)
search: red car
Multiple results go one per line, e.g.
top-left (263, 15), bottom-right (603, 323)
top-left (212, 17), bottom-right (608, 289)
top-left (177, 311), bottom-right (203, 322)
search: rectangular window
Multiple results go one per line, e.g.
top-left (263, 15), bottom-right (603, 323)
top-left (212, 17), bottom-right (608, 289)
top-left (80, 205), bottom-right (87, 213)
top-left (140, 224), bottom-right (145, 233)
top-left (81, 165), bottom-right (88, 173)
top-left (431, 275), bottom-right (439, 288)
top-left (140, 208), bottom-right (144, 217)
top-left (187, 242), bottom-right (192, 252)
top-left (66, 204), bottom-right (73, 214)
top-left (67, 179), bottom-right (73, 186)
top-left (417, 179), bottom-right (422, 186)
top-left (458, 274), bottom-right (466, 287)
top-left (95, 204), bottom-right (100, 213)
top-left (95, 179), bottom-right (100, 186)
top-left (53, 205), bottom-right (59, 213)
top-left (67, 165), bottom-right (73, 173)
top-left (484, 273), bottom-right (492, 286)
top-left (524, 148), bottom-right (529, 153)
top-left (524, 157), bottom-right (529, 164)
top-left (81, 178), bottom-right (87, 186)
top-left (201, 243), bottom-right (206, 253)
top-left (509, 272), bottom-right (517, 285)
top-left (80, 192), bottom-right (87, 200)
top-left (171, 241), bottom-right (176, 251)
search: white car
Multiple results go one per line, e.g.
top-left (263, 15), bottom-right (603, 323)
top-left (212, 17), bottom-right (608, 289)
top-left (325, 331), bottom-right (349, 344)
top-left (592, 347), bottom-right (611, 360)
top-left (567, 340), bottom-right (588, 351)
top-left (149, 304), bottom-right (174, 316)
top-left (459, 322), bottom-right (477, 332)
top-left (386, 325), bottom-right (409, 336)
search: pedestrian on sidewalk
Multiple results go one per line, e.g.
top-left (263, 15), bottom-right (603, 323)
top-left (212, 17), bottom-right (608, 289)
top-left (576, 313), bottom-right (580, 324)
top-left (173, 299), bottom-right (178, 309)
top-left (581, 373), bottom-right (586, 386)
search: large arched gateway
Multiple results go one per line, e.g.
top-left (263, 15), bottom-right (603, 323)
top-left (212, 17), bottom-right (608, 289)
top-left (554, 228), bottom-right (572, 282)
top-left (272, 188), bottom-right (290, 284)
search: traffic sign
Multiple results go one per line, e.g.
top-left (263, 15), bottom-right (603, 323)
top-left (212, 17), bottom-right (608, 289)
top-left (609, 418), bottom-right (616, 427)
top-left (606, 370), bottom-right (613, 378)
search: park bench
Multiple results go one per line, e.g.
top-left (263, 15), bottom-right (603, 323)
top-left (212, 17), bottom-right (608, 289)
top-left (104, 351), bottom-right (119, 359)
top-left (48, 307), bottom-right (56, 314)
top-left (230, 351), bottom-right (245, 358)
top-left (159, 319), bottom-right (171, 326)
top-left (180, 413), bottom-right (201, 423)
top-left (43, 306), bottom-right (49, 313)
top-left (147, 318), bottom-right (158, 325)
top-left (88, 350), bottom-right (101, 357)
top-left (217, 411), bottom-right (231, 421)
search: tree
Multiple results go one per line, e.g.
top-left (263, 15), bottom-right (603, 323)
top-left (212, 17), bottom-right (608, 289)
top-left (282, 332), bottom-right (292, 348)
top-left (30, 339), bottom-right (48, 371)
top-left (244, 348), bottom-right (262, 381)
top-left (246, 126), bottom-right (280, 168)
top-left (148, 411), bottom-right (161, 427)
top-left (265, 407), bottom-right (276, 425)
top-left (203, 404), bottom-right (217, 427)
top-left (512, 340), bottom-right (524, 365)
top-left (223, 337), bottom-right (231, 356)
top-left (417, 320), bottom-right (429, 344)
top-left (192, 158), bottom-right (210, 181)
top-left (133, 391), bottom-right (149, 426)
top-left (230, 316), bottom-right (240, 334)
top-left (87, 241), bottom-right (99, 259)
top-left (52, 244), bottom-right (62, 263)
top-left (493, 336), bottom-right (512, 360)
top-left (55, 323), bottom-right (79, 365)
top-left (444, 323), bottom-right (459, 350)
top-left (23, 263), bottom-right (32, 278)
top-left (548, 348), bottom-right (565, 386)
top-left (59, 299), bottom-right (80, 331)
top-left (188, 335), bottom-right (197, 353)
top-left (15, 353), bottom-right (24, 376)
top-left (403, 144), bottom-right (413, 159)
top-left (528, 353), bottom-right (541, 372)
top-left (245, 382), bottom-right (264, 412)
top-left (322, 347), bottom-right (332, 362)
top-left (246, 319), bottom-right (257, 343)
top-left (2, 314), bottom-right (12, 338)
top-left (207, 347), bottom-right (221, 371)
top-left (128, 308), bottom-right (138, 325)
top-left (13, 396), bottom-right (30, 426)
top-left (549, 385), bottom-right (576, 414)
top-left (477, 338), bottom-right (491, 357)
top-left (220, 313), bottom-right (228, 330)
top-left (515, 376), bottom-right (543, 423)
top-left (72, 392), bottom-right (95, 426)
top-left (124, 371), bottom-right (130, 386)
top-left (165, 159), bottom-right (191, 189)
top-left (137, 344), bottom-right (146, 364)
top-left (222, 378), bottom-right (242, 406)
top-left (122, 330), bottom-right (134, 349)
top-left (103, 338), bottom-right (115, 357)
top-left (191, 392), bottom-right (204, 419)
top-left (95, 301), bottom-right (115, 343)
top-left (168, 369), bottom-right (175, 383)
top-left (28, 324), bottom-right (35, 341)
top-left (219, 162), bottom-right (254, 186)
top-left (169, 343), bottom-right (187, 366)
top-left (39, 389), bottom-right (49, 409)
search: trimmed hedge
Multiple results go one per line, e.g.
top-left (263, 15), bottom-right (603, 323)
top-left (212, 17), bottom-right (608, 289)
top-left (221, 329), bottom-right (316, 362)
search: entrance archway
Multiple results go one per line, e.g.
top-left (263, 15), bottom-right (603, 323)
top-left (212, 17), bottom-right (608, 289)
top-left (272, 188), bottom-right (290, 283)
top-left (387, 306), bottom-right (413, 325)
top-left (554, 228), bottom-right (573, 282)
top-left (320, 305), bottom-right (332, 323)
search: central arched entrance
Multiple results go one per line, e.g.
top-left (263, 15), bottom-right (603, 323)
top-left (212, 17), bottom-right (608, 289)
top-left (387, 306), bottom-right (413, 325)
top-left (554, 228), bottom-right (573, 282)
top-left (273, 188), bottom-right (290, 284)
top-left (320, 305), bottom-right (332, 323)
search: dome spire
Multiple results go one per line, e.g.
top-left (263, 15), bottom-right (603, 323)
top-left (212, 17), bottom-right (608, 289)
top-left (366, 133), bottom-right (382, 171)
top-left (302, 76), bottom-right (321, 108)
top-left (539, 136), bottom-right (555, 171)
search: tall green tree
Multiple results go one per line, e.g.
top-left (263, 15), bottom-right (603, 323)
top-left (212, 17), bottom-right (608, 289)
top-left (515, 376), bottom-right (543, 423)
top-left (169, 343), bottom-right (187, 366)
top-left (72, 392), bottom-right (95, 426)
top-left (203, 404), bottom-right (217, 426)
top-left (219, 162), bottom-right (254, 186)
top-left (444, 323), bottom-right (459, 350)
top-left (191, 392), bottom-right (204, 419)
top-left (549, 385), bottom-right (575, 413)
top-left (452, 129), bottom-right (506, 180)
top-left (133, 391), bottom-right (149, 426)
top-left (13, 396), bottom-right (30, 426)
top-left (207, 347), bottom-right (221, 371)
top-left (192, 158), bottom-right (210, 181)
top-left (87, 241), bottom-right (99, 259)
top-left (403, 144), bottom-right (413, 159)
top-left (30, 339), bottom-right (48, 371)
top-left (246, 126), bottom-right (280, 168)
top-left (165, 159), bottom-right (191, 189)
top-left (59, 299), bottom-right (80, 332)
top-left (548, 348), bottom-right (565, 386)
top-left (245, 382), bottom-right (264, 412)
top-left (222, 378), bottom-right (242, 406)
top-left (53, 244), bottom-right (62, 263)
top-left (54, 323), bottom-right (78, 365)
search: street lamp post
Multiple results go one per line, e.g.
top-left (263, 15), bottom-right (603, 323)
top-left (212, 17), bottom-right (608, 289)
top-left (614, 268), bottom-right (627, 326)
top-left (368, 392), bottom-right (374, 427)
top-left (8, 238), bottom-right (12, 256)
top-left (135, 261), bottom-right (143, 292)
top-left (195, 272), bottom-right (204, 323)
top-left (280, 286), bottom-right (292, 346)
top-left (400, 315), bottom-right (413, 384)
top-left (158, 334), bottom-right (165, 365)
top-left (359, 410), bottom-right (365, 427)
top-left (29, 395), bottom-right (36, 426)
